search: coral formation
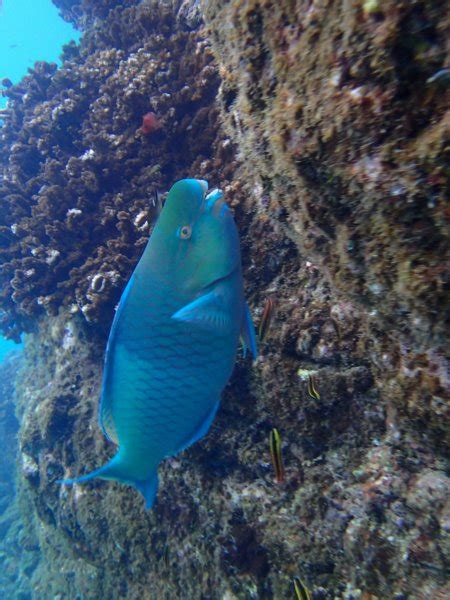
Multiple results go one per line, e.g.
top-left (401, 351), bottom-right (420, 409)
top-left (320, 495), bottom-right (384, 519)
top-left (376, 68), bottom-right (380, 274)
top-left (0, 0), bottom-right (448, 598)
top-left (0, 0), bottom-right (221, 340)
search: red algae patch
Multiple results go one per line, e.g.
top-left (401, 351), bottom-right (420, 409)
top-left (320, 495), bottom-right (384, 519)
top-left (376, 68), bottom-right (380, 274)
top-left (141, 111), bottom-right (162, 135)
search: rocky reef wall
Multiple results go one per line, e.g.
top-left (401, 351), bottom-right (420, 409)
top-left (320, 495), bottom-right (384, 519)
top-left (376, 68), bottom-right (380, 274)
top-left (0, 353), bottom-right (36, 600)
top-left (0, 0), bottom-right (448, 598)
top-left (204, 0), bottom-right (450, 447)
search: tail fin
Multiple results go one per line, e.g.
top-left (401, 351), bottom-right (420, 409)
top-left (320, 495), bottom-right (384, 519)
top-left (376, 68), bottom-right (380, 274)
top-left (135, 471), bottom-right (159, 509)
top-left (58, 455), bottom-right (159, 509)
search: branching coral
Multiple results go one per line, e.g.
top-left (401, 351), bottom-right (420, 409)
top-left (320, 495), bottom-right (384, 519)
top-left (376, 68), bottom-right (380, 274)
top-left (0, 1), bottom-right (221, 340)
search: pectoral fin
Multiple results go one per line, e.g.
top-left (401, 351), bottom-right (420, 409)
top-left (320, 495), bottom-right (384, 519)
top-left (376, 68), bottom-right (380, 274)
top-left (171, 291), bottom-right (231, 333)
top-left (241, 301), bottom-right (258, 359)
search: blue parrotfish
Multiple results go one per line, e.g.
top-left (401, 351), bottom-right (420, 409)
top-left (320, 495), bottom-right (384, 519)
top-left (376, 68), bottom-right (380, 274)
top-left (61, 179), bottom-right (258, 508)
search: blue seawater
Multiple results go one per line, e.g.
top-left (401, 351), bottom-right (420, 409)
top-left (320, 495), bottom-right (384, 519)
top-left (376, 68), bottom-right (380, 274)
top-left (0, 335), bottom-right (20, 362)
top-left (0, 0), bottom-right (79, 364)
top-left (0, 0), bottom-right (80, 108)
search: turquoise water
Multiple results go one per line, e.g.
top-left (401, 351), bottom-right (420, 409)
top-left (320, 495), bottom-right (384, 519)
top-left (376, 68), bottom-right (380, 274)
top-left (0, 335), bottom-right (20, 361)
top-left (0, 0), bottom-right (79, 359)
top-left (0, 0), bottom-right (80, 108)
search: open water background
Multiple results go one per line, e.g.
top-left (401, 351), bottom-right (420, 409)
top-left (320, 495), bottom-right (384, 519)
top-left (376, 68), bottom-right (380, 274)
top-left (0, 0), bottom-right (79, 362)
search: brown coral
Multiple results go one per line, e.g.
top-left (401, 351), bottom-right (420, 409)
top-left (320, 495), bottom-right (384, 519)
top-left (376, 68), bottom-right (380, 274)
top-left (0, 1), bottom-right (221, 340)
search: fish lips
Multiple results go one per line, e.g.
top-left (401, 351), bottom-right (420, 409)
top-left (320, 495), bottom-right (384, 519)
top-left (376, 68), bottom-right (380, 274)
top-left (204, 188), bottom-right (229, 218)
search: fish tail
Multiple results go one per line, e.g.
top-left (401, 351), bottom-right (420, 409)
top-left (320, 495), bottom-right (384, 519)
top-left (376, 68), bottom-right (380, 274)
top-left (58, 454), bottom-right (124, 486)
top-left (58, 455), bottom-right (159, 509)
top-left (134, 470), bottom-right (159, 510)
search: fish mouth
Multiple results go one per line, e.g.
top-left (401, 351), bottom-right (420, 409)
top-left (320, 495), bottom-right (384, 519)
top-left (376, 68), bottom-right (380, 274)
top-left (198, 179), bottom-right (208, 195)
top-left (204, 188), bottom-right (228, 217)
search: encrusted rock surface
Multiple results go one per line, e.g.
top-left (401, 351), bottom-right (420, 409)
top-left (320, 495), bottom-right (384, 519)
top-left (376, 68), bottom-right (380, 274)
top-left (204, 0), bottom-right (450, 448)
top-left (0, 352), bottom-right (38, 600)
top-left (0, 0), bottom-right (448, 598)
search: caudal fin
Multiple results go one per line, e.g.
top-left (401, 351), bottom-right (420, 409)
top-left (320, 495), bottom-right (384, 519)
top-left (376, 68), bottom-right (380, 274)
top-left (58, 455), bottom-right (159, 509)
top-left (134, 471), bottom-right (159, 509)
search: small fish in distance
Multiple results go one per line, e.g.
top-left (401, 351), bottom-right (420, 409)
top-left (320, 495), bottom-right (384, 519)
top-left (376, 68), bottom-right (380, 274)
top-left (293, 576), bottom-right (312, 600)
top-left (258, 297), bottom-right (276, 342)
top-left (60, 179), bottom-right (258, 508)
top-left (141, 111), bottom-right (162, 135)
top-left (269, 427), bottom-right (285, 484)
top-left (307, 374), bottom-right (320, 400)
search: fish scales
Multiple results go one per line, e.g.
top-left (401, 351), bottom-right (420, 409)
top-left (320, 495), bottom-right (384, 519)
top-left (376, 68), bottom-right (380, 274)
top-left (60, 179), bottom-right (257, 508)
top-left (112, 293), bottom-right (233, 461)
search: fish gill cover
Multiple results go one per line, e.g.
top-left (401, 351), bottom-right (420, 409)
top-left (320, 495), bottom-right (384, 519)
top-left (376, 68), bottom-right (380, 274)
top-left (0, 0), bottom-right (449, 598)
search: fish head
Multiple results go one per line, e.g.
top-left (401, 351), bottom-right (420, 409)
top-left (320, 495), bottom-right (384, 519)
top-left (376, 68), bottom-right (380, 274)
top-left (150, 179), bottom-right (241, 292)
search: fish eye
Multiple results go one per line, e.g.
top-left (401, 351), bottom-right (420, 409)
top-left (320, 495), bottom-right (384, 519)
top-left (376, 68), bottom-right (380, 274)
top-left (177, 225), bottom-right (192, 240)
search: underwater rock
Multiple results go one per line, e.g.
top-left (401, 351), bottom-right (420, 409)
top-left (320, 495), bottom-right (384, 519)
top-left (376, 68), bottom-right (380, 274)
top-left (0, 0), bottom-right (448, 598)
top-left (0, 354), bottom-right (20, 502)
top-left (0, 353), bottom-right (39, 599)
top-left (203, 0), bottom-right (450, 444)
top-left (52, 0), bottom-right (137, 29)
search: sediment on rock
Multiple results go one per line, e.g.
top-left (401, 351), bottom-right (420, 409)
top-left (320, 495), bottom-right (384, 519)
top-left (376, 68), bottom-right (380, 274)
top-left (0, 353), bottom-right (38, 599)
